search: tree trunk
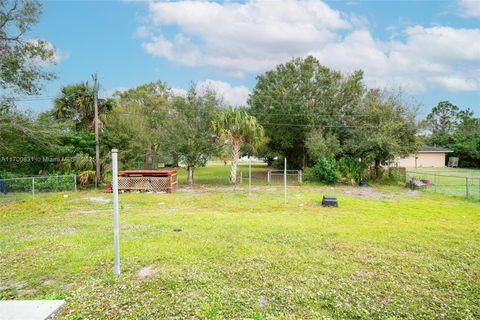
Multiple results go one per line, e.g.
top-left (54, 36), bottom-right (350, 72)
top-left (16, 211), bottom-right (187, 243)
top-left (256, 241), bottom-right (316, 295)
top-left (230, 138), bottom-right (241, 184)
top-left (187, 166), bottom-right (194, 186)
top-left (303, 144), bottom-right (308, 169)
top-left (374, 159), bottom-right (381, 179)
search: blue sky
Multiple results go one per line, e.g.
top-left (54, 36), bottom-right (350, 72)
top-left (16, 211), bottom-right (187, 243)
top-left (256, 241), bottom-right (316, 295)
top-left (20, 0), bottom-right (480, 117)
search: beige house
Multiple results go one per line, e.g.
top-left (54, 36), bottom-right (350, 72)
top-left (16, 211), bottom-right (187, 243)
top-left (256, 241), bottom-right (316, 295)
top-left (396, 146), bottom-right (453, 168)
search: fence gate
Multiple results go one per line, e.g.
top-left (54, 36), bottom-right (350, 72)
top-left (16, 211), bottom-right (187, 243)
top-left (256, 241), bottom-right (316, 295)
top-left (239, 170), bottom-right (302, 185)
top-left (268, 170), bottom-right (302, 184)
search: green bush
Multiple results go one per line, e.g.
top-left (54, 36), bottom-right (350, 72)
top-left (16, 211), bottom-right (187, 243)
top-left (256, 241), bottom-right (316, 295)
top-left (305, 158), bottom-right (341, 184)
top-left (338, 157), bottom-right (366, 184)
top-left (303, 167), bottom-right (319, 182)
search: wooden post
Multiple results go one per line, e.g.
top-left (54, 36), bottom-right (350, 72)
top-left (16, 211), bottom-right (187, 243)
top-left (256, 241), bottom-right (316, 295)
top-left (168, 174), bottom-right (172, 193)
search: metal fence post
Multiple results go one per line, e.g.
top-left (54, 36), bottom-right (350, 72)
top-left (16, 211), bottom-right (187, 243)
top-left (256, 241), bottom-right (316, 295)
top-left (298, 170), bottom-right (302, 184)
top-left (240, 172), bottom-right (242, 184)
top-left (112, 149), bottom-right (120, 276)
top-left (268, 171), bottom-right (271, 185)
top-left (32, 177), bottom-right (35, 198)
top-left (74, 175), bottom-right (77, 192)
top-left (434, 174), bottom-right (437, 192)
top-left (248, 158), bottom-right (252, 197)
top-left (466, 177), bottom-right (469, 198)
top-left (284, 157), bottom-right (287, 204)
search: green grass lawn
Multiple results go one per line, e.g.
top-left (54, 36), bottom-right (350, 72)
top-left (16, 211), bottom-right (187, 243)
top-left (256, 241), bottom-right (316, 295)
top-left (176, 161), bottom-right (268, 185)
top-left (406, 167), bottom-right (480, 200)
top-left (1, 183), bottom-right (479, 319)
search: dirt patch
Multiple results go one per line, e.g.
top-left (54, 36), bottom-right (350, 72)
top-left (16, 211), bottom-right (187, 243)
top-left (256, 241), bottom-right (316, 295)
top-left (137, 265), bottom-right (159, 279)
top-left (86, 196), bottom-right (110, 203)
top-left (342, 187), bottom-right (395, 199)
top-left (258, 295), bottom-right (269, 310)
top-left (67, 210), bottom-right (100, 215)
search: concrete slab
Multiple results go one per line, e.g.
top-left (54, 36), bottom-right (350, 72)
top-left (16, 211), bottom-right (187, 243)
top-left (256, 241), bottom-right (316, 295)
top-left (0, 300), bottom-right (65, 320)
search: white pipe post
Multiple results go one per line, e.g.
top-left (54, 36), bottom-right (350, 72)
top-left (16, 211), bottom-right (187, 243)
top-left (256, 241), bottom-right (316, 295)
top-left (74, 175), bottom-right (77, 192)
top-left (249, 156), bottom-right (252, 196)
top-left (112, 149), bottom-right (120, 275)
top-left (32, 177), bottom-right (35, 198)
top-left (284, 157), bottom-right (287, 204)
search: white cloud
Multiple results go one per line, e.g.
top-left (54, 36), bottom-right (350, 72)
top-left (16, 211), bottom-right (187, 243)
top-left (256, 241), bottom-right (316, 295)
top-left (142, 0), bottom-right (349, 76)
top-left (315, 26), bottom-right (480, 93)
top-left (428, 76), bottom-right (479, 91)
top-left (138, 0), bottom-right (480, 94)
top-left (106, 80), bottom-right (250, 106)
top-left (27, 39), bottom-right (69, 66)
top-left (458, 0), bottom-right (480, 17)
top-left (134, 26), bottom-right (152, 38)
top-left (102, 87), bottom-right (129, 99)
top-left (196, 80), bottom-right (250, 106)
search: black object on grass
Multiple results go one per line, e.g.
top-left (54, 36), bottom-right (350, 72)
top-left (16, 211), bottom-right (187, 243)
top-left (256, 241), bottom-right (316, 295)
top-left (322, 195), bottom-right (338, 207)
top-left (173, 228), bottom-right (182, 232)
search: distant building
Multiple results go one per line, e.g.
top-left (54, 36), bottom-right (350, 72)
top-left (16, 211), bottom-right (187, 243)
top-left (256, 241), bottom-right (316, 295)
top-left (397, 146), bottom-right (453, 168)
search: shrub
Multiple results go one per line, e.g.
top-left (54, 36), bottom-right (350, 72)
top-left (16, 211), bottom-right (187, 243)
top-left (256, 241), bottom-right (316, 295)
top-left (338, 156), bottom-right (366, 184)
top-left (305, 158), bottom-right (341, 184)
top-left (303, 167), bottom-right (319, 182)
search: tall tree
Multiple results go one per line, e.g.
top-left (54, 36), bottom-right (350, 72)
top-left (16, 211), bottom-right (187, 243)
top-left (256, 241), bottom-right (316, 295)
top-left (160, 86), bottom-right (220, 185)
top-left (52, 82), bottom-right (114, 131)
top-left (248, 56), bottom-right (364, 169)
top-left (424, 104), bottom-right (480, 167)
top-left (1, 0), bottom-right (56, 95)
top-left (102, 107), bottom-right (154, 170)
top-left (344, 89), bottom-right (419, 176)
top-left (0, 107), bottom-right (63, 174)
top-left (424, 101), bottom-right (460, 134)
top-left (212, 107), bottom-right (264, 184)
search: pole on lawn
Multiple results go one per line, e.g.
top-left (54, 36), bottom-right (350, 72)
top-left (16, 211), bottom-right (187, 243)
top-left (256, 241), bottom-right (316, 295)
top-left (466, 177), bottom-right (469, 198)
top-left (112, 149), bottom-right (120, 275)
top-left (32, 177), bottom-right (35, 198)
top-left (284, 157), bottom-right (287, 204)
top-left (74, 175), bottom-right (77, 192)
top-left (249, 156), bottom-right (252, 196)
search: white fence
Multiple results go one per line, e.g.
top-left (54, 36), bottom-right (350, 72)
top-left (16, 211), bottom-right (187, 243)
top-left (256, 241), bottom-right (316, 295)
top-left (240, 170), bottom-right (302, 185)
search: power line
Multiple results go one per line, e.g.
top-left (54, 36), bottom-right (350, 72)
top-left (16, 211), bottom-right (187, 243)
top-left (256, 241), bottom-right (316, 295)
top-left (258, 122), bottom-right (379, 129)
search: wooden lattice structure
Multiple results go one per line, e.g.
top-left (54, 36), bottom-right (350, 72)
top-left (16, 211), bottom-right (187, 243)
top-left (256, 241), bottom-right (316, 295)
top-left (117, 170), bottom-right (177, 193)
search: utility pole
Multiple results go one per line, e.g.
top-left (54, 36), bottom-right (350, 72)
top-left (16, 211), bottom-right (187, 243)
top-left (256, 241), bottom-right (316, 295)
top-left (93, 73), bottom-right (100, 188)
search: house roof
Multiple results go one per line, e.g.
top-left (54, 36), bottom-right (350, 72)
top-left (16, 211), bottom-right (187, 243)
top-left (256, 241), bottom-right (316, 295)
top-left (419, 145), bottom-right (453, 153)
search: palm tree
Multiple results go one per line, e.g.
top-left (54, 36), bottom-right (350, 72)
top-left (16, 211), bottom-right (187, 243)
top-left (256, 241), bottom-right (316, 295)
top-left (212, 107), bottom-right (264, 184)
top-left (52, 82), bottom-right (114, 130)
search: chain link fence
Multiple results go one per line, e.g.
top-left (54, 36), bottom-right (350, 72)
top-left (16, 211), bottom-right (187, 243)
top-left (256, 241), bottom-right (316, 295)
top-left (0, 175), bottom-right (77, 197)
top-left (406, 170), bottom-right (480, 200)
